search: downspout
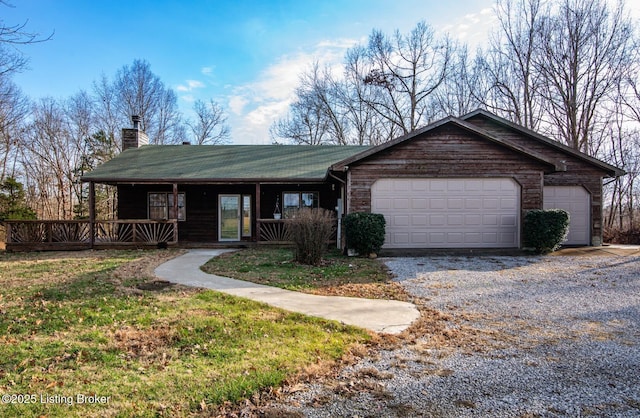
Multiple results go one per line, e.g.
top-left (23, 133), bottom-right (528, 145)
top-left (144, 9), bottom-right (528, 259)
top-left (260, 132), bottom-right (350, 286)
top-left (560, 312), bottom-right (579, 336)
top-left (89, 181), bottom-right (95, 248)
top-left (328, 171), bottom-right (346, 249)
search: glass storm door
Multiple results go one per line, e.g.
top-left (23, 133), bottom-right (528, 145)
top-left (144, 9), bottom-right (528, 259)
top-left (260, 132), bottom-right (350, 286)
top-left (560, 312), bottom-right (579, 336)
top-left (219, 195), bottom-right (241, 241)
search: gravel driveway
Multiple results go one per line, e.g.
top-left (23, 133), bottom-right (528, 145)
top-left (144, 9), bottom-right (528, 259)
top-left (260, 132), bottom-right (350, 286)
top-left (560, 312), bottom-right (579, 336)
top-left (267, 251), bottom-right (640, 417)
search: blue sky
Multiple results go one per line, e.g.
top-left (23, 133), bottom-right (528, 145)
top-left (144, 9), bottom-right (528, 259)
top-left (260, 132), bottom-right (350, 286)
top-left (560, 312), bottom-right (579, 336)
top-left (5, 0), bottom-right (504, 143)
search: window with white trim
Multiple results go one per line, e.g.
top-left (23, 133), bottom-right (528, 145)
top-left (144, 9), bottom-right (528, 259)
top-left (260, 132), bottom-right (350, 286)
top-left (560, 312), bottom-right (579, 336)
top-left (283, 191), bottom-right (319, 218)
top-left (148, 192), bottom-right (186, 221)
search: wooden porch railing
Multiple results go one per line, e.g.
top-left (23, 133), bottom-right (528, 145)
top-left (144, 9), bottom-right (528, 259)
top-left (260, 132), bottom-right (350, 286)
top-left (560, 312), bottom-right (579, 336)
top-left (4, 218), bottom-right (336, 250)
top-left (4, 219), bottom-right (178, 251)
top-left (94, 220), bottom-right (178, 244)
top-left (256, 218), bottom-right (338, 244)
top-left (256, 219), bottom-right (291, 244)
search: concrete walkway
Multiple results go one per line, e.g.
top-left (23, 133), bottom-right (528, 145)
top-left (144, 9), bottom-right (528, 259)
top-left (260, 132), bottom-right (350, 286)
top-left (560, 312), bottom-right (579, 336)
top-left (154, 249), bottom-right (420, 334)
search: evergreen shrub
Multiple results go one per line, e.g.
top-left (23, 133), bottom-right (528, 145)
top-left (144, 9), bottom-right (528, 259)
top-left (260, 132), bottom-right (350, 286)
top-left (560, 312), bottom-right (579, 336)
top-left (523, 209), bottom-right (570, 254)
top-left (344, 212), bottom-right (386, 256)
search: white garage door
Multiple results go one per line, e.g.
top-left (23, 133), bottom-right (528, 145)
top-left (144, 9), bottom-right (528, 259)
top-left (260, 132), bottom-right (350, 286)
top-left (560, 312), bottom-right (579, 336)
top-left (371, 178), bottom-right (520, 248)
top-left (543, 186), bottom-right (590, 245)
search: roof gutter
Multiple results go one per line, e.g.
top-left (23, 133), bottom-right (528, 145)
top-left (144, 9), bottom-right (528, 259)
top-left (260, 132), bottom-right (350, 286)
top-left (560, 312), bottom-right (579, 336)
top-left (327, 170), bottom-right (346, 185)
top-left (80, 177), bottom-right (329, 185)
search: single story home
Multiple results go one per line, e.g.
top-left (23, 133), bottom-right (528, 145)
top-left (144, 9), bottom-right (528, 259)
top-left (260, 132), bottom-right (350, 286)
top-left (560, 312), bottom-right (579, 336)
top-left (80, 109), bottom-right (624, 250)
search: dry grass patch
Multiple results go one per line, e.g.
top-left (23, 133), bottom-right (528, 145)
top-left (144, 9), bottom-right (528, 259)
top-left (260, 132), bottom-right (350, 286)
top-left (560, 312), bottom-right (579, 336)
top-left (0, 249), bottom-right (370, 417)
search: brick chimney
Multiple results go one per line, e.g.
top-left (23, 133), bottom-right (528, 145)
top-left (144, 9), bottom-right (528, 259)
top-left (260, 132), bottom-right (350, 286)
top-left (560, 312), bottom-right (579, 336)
top-left (122, 115), bottom-right (149, 151)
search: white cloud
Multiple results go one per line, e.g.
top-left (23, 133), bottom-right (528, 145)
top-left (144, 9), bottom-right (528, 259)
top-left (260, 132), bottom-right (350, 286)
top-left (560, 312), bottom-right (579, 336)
top-left (201, 66), bottom-right (214, 75)
top-left (176, 79), bottom-right (205, 92)
top-left (228, 95), bottom-right (249, 114)
top-left (438, 7), bottom-right (496, 48)
top-left (317, 38), bottom-right (360, 49)
top-left (224, 40), bottom-right (354, 144)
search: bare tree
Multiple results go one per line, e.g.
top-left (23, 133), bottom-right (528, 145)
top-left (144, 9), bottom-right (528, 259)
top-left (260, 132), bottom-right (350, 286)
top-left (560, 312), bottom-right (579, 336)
top-left (155, 88), bottom-right (185, 145)
top-left (301, 64), bottom-right (349, 145)
top-left (271, 63), bottom-right (339, 145)
top-left (0, 0), bottom-right (52, 76)
top-left (111, 59), bottom-right (183, 145)
top-left (270, 95), bottom-right (330, 145)
top-left (272, 21), bottom-right (452, 146)
top-left (64, 91), bottom-right (95, 217)
top-left (360, 21), bottom-right (452, 134)
top-left (22, 98), bottom-right (75, 218)
top-left (429, 43), bottom-right (481, 118)
top-left (186, 99), bottom-right (230, 145)
top-left (0, 76), bottom-right (28, 179)
top-left (0, 0), bottom-right (51, 185)
top-left (534, 0), bottom-right (634, 153)
top-left (475, 0), bottom-right (547, 130)
top-left (92, 74), bottom-right (122, 153)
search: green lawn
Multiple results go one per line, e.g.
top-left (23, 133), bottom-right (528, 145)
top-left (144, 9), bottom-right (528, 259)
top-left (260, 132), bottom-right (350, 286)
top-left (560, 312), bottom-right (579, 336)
top-left (0, 250), bottom-right (370, 417)
top-left (202, 246), bottom-right (409, 301)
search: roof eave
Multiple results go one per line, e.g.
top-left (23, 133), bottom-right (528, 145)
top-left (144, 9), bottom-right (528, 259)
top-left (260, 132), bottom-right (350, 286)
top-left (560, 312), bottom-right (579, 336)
top-left (331, 117), bottom-right (459, 171)
top-left (331, 116), bottom-right (562, 172)
top-left (461, 109), bottom-right (625, 177)
top-left (81, 177), bottom-right (328, 184)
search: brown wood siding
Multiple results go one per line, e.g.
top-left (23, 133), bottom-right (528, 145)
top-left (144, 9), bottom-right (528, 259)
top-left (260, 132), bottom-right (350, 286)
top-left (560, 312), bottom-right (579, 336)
top-left (465, 115), bottom-right (609, 243)
top-left (348, 125), bottom-right (548, 219)
top-left (117, 182), bottom-right (340, 243)
top-left (259, 183), bottom-right (338, 219)
top-left (118, 184), bottom-right (254, 242)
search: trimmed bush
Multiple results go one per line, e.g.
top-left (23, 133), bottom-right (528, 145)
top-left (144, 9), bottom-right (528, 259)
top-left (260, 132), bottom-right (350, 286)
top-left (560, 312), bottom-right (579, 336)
top-left (523, 209), bottom-right (570, 254)
top-left (344, 212), bottom-right (386, 256)
top-left (286, 208), bottom-right (335, 265)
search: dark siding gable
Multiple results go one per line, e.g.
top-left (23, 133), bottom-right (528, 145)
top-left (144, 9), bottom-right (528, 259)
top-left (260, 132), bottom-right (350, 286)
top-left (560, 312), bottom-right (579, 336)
top-left (348, 124), bottom-right (549, 213)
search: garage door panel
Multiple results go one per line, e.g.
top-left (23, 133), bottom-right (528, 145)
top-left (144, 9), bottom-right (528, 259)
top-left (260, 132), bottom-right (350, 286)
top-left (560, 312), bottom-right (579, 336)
top-left (448, 199), bottom-right (465, 210)
top-left (483, 199), bottom-right (500, 210)
top-left (447, 181), bottom-right (465, 192)
top-left (430, 199), bottom-right (446, 210)
top-left (465, 232), bottom-right (482, 243)
top-left (483, 214), bottom-right (498, 225)
top-left (465, 199), bottom-right (483, 210)
top-left (412, 214), bottom-right (428, 225)
top-left (390, 232), bottom-right (409, 243)
top-left (501, 215), bottom-right (517, 226)
top-left (411, 232), bottom-right (428, 243)
top-left (372, 178), bottom-right (520, 248)
top-left (483, 232), bottom-right (498, 243)
top-left (429, 180), bottom-right (447, 192)
top-left (465, 214), bottom-right (482, 225)
top-left (465, 180), bottom-right (483, 191)
top-left (412, 198), bottom-right (427, 209)
top-left (394, 199), bottom-right (409, 210)
top-left (429, 232), bottom-right (446, 244)
top-left (501, 197), bottom-right (518, 210)
top-left (448, 232), bottom-right (464, 243)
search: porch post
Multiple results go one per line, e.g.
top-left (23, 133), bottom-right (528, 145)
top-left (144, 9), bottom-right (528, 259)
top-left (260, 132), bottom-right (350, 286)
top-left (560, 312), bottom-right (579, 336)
top-left (172, 183), bottom-right (179, 244)
top-left (89, 181), bottom-right (95, 248)
top-left (5, 222), bottom-right (12, 244)
top-left (255, 183), bottom-right (261, 242)
top-left (172, 183), bottom-right (178, 219)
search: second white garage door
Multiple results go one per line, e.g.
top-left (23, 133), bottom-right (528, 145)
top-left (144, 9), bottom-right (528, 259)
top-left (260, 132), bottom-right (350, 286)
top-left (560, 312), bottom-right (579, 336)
top-left (371, 178), bottom-right (520, 248)
top-left (543, 186), bottom-right (590, 245)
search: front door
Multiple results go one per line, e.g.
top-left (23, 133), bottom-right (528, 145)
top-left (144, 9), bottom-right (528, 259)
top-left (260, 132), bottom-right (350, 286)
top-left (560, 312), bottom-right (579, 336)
top-left (219, 195), bottom-right (241, 241)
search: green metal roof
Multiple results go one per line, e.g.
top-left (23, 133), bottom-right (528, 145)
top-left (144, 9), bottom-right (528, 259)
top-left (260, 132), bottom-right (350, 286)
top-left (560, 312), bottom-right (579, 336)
top-left (82, 144), bottom-right (370, 183)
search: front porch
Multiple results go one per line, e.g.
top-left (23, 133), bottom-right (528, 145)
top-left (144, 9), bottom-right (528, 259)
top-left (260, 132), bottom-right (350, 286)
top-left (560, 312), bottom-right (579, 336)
top-left (2, 218), bottom-right (311, 251)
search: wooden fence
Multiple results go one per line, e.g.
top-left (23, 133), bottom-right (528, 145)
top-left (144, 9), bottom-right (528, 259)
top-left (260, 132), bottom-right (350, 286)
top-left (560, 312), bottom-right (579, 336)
top-left (4, 218), bottom-right (337, 251)
top-left (3, 219), bottom-right (178, 251)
